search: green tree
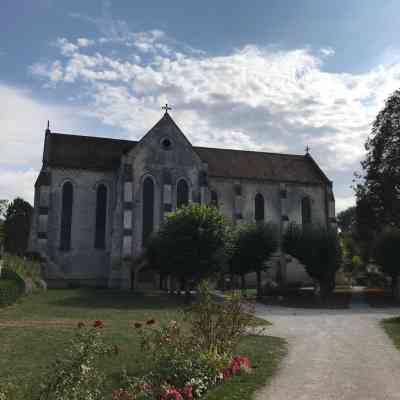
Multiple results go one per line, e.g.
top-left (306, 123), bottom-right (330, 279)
top-left (373, 227), bottom-right (400, 300)
top-left (0, 200), bottom-right (8, 253)
top-left (337, 206), bottom-right (356, 233)
top-left (355, 90), bottom-right (400, 234)
top-left (146, 203), bottom-right (228, 289)
top-left (4, 198), bottom-right (33, 255)
top-left (283, 224), bottom-right (342, 299)
top-left (0, 199), bottom-right (8, 218)
top-left (229, 223), bottom-right (278, 296)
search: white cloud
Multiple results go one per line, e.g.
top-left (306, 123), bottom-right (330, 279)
top-left (27, 28), bottom-right (400, 207)
top-left (77, 37), bottom-right (95, 48)
top-left (0, 169), bottom-right (38, 205)
top-left (320, 47), bottom-right (335, 57)
top-left (0, 83), bottom-right (86, 203)
top-left (30, 38), bottom-right (400, 173)
top-left (335, 196), bottom-right (356, 213)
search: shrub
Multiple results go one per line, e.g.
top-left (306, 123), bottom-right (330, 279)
top-left (35, 321), bottom-right (115, 400)
top-left (373, 227), bottom-right (400, 298)
top-left (123, 281), bottom-right (254, 399)
top-left (283, 224), bottom-right (342, 298)
top-left (146, 204), bottom-right (228, 287)
top-left (0, 268), bottom-right (25, 306)
top-left (0, 279), bottom-right (24, 306)
top-left (2, 254), bottom-right (42, 282)
top-left (186, 281), bottom-right (254, 356)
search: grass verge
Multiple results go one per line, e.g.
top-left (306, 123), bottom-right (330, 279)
top-left (0, 289), bottom-right (281, 399)
top-left (382, 316), bottom-right (400, 350)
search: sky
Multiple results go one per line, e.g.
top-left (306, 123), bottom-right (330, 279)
top-left (2, 0), bottom-right (400, 212)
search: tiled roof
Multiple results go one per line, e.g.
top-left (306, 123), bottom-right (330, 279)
top-left (45, 133), bottom-right (137, 171)
top-left (194, 147), bottom-right (329, 184)
top-left (44, 131), bottom-right (328, 184)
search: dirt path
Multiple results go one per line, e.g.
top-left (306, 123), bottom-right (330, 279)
top-left (255, 295), bottom-right (400, 400)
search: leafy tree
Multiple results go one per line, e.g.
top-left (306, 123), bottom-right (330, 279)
top-left (337, 206), bottom-right (356, 233)
top-left (0, 200), bottom-right (8, 253)
top-left (373, 227), bottom-right (400, 300)
top-left (0, 199), bottom-right (8, 218)
top-left (4, 198), bottom-right (33, 255)
top-left (146, 203), bottom-right (228, 289)
top-left (355, 90), bottom-right (400, 235)
top-left (229, 223), bottom-right (278, 296)
top-left (283, 224), bottom-right (342, 298)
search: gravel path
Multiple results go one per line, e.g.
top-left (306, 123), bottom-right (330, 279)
top-left (254, 292), bottom-right (400, 400)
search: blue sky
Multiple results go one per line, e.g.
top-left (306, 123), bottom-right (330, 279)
top-left (2, 0), bottom-right (400, 211)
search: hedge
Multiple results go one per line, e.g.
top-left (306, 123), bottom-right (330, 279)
top-left (0, 268), bottom-right (25, 307)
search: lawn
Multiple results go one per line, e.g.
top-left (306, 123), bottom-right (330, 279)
top-left (382, 316), bottom-right (400, 350)
top-left (0, 289), bottom-right (285, 399)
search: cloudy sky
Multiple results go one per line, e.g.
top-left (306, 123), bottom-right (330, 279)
top-left (2, 0), bottom-right (400, 211)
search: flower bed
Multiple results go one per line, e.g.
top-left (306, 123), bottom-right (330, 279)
top-left (29, 282), bottom-right (259, 400)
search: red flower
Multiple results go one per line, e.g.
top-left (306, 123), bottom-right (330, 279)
top-left (93, 320), bottom-right (104, 328)
top-left (112, 389), bottom-right (133, 400)
top-left (179, 385), bottom-right (193, 400)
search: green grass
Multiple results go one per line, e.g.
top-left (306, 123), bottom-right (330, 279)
top-left (0, 289), bottom-right (283, 399)
top-left (382, 316), bottom-right (400, 350)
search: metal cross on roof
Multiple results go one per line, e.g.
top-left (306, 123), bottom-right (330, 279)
top-left (305, 145), bottom-right (310, 154)
top-left (162, 103), bottom-right (172, 113)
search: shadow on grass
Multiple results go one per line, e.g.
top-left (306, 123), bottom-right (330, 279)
top-left (49, 288), bottom-right (190, 311)
top-left (366, 288), bottom-right (400, 308)
top-left (258, 287), bottom-right (352, 309)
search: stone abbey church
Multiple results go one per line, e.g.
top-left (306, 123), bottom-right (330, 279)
top-left (29, 110), bottom-right (336, 289)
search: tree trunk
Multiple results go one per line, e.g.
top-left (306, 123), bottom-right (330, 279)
top-left (392, 275), bottom-right (400, 302)
top-left (241, 274), bottom-right (246, 290)
top-left (256, 270), bottom-right (262, 298)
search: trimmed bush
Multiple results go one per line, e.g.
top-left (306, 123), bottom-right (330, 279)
top-left (146, 204), bottom-right (228, 287)
top-left (0, 277), bottom-right (24, 306)
top-left (374, 227), bottom-right (400, 299)
top-left (283, 224), bottom-right (342, 298)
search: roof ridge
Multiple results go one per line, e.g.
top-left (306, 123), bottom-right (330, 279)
top-left (51, 131), bottom-right (138, 143)
top-left (194, 145), bottom-right (305, 158)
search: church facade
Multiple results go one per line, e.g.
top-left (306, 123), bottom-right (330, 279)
top-left (29, 111), bottom-right (336, 289)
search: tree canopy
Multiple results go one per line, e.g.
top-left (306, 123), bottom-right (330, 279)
top-left (145, 203), bottom-right (228, 284)
top-left (355, 89), bottom-right (400, 234)
top-left (229, 222), bottom-right (278, 294)
top-left (283, 224), bottom-right (342, 297)
top-left (4, 198), bottom-right (33, 255)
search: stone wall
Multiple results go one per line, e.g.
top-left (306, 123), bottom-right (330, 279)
top-left (31, 167), bottom-right (116, 287)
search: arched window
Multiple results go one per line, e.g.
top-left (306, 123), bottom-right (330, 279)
top-left (94, 184), bottom-right (107, 249)
top-left (302, 197), bottom-right (312, 226)
top-left (254, 193), bottom-right (265, 222)
top-left (177, 179), bottom-right (189, 208)
top-left (210, 190), bottom-right (218, 208)
top-left (60, 182), bottom-right (73, 251)
top-left (142, 177), bottom-right (155, 245)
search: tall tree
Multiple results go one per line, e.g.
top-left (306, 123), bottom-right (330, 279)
top-left (229, 223), bottom-right (278, 296)
top-left (146, 204), bottom-right (228, 289)
top-left (0, 200), bottom-right (8, 253)
top-left (336, 206), bottom-right (356, 233)
top-left (4, 198), bottom-right (33, 255)
top-left (355, 89), bottom-right (400, 234)
top-left (283, 224), bottom-right (342, 299)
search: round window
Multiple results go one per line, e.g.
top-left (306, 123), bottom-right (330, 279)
top-left (161, 137), bottom-right (172, 150)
